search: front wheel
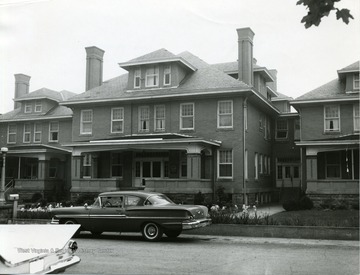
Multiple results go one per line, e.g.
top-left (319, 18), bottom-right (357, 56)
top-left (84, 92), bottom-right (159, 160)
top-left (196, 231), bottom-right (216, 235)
top-left (142, 222), bottom-right (163, 241)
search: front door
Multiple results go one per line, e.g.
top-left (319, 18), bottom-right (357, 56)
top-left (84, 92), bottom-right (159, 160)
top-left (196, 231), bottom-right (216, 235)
top-left (134, 159), bottom-right (166, 187)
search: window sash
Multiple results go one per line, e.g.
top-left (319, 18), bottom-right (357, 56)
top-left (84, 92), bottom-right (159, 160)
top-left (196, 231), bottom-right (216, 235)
top-left (324, 105), bottom-right (340, 132)
top-left (218, 150), bottom-right (233, 178)
top-left (163, 65), bottom-right (171, 86)
top-left (154, 105), bottom-right (165, 131)
top-left (111, 153), bottom-right (123, 177)
top-left (218, 101), bottom-right (233, 128)
top-left (255, 153), bottom-right (258, 179)
top-left (7, 125), bottom-right (16, 143)
top-left (24, 103), bottom-right (32, 113)
top-left (354, 74), bottom-right (359, 89)
top-left (49, 122), bottom-right (59, 142)
top-left (81, 110), bottom-right (93, 134)
top-left (134, 69), bottom-right (141, 88)
top-left (145, 66), bottom-right (159, 87)
top-left (111, 108), bottom-right (124, 133)
top-left (139, 106), bottom-right (150, 132)
top-left (34, 123), bottom-right (42, 143)
top-left (23, 124), bottom-right (31, 143)
top-left (276, 120), bottom-right (288, 139)
top-left (354, 104), bottom-right (360, 131)
top-left (180, 103), bottom-right (194, 130)
top-left (35, 101), bottom-right (42, 112)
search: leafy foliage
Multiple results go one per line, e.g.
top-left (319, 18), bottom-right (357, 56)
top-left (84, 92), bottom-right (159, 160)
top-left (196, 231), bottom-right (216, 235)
top-left (297, 0), bottom-right (354, 28)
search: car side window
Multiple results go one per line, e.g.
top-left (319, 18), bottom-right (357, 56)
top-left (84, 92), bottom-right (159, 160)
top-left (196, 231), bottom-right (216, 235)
top-left (101, 196), bottom-right (123, 208)
top-left (125, 195), bottom-right (144, 207)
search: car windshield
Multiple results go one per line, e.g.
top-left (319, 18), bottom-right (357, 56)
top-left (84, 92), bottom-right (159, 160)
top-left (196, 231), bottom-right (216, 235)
top-left (145, 195), bottom-right (174, 206)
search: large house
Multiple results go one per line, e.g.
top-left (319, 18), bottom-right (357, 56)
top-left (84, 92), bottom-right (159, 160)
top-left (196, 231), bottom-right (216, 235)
top-left (0, 27), bottom-right (358, 208)
top-left (291, 61), bottom-right (359, 208)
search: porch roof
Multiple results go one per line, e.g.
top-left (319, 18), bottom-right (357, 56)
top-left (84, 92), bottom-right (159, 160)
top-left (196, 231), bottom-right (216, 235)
top-left (5, 144), bottom-right (72, 155)
top-left (63, 133), bottom-right (221, 153)
top-left (295, 134), bottom-right (360, 147)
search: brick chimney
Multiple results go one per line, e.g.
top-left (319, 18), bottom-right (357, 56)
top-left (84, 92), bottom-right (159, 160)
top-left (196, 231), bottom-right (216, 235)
top-left (237, 27), bottom-right (254, 86)
top-left (85, 46), bottom-right (105, 91)
top-left (14, 74), bottom-right (31, 109)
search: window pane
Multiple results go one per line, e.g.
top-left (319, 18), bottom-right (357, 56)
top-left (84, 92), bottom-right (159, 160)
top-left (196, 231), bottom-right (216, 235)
top-left (143, 162), bottom-right (151, 177)
top-left (152, 162), bottom-right (161, 177)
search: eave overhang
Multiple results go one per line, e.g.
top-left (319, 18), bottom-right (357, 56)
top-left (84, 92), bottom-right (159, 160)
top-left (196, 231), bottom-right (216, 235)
top-left (119, 57), bottom-right (197, 72)
top-left (290, 96), bottom-right (359, 106)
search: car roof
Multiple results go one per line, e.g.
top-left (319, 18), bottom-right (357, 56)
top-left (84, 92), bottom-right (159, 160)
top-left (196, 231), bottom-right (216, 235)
top-left (98, 190), bottom-right (163, 198)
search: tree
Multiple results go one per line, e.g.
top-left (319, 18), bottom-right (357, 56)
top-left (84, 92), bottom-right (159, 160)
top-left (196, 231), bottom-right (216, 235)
top-left (297, 0), bottom-right (354, 28)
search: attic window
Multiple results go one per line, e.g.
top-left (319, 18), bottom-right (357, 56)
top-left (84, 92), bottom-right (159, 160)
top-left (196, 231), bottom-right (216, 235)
top-left (163, 65), bottom-right (171, 86)
top-left (24, 102), bottom-right (32, 113)
top-left (145, 66), bottom-right (159, 87)
top-left (134, 69), bottom-right (141, 88)
top-left (35, 100), bottom-right (42, 112)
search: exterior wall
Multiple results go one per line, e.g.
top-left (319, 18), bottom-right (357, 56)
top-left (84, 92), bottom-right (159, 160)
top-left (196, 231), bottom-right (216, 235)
top-left (300, 103), bottom-right (357, 140)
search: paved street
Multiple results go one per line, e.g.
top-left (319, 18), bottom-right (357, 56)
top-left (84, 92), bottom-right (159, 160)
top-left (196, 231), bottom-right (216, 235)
top-left (66, 232), bottom-right (359, 275)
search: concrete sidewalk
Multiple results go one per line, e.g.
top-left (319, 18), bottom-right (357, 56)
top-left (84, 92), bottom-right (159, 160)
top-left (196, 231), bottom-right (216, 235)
top-left (255, 204), bottom-right (285, 216)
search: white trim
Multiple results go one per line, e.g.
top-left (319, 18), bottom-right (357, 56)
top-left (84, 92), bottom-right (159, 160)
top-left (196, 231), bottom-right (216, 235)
top-left (180, 103), bottom-right (195, 130)
top-left (145, 66), bottom-right (159, 88)
top-left (111, 107), bottom-right (124, 134)
top-left (324, 105), bottom-right (340, 132)
top-left (163, 65), bottom-right (171, 86)
top-left (291, 97), bottom-right (359, 105)
top-left (0, 115), bottom-right (73, 123)
top-left (80, 109), bottom-right (93, 135)
top-left (134, 68), bottom-right (141, 89)
top-left (154, 105), bottom-right (165, 132)
top-left (118, 57), bottom-right (197, 72)
top-left (254, 153), bottom-right (258, 180)
top-left (24, 102), bottom-right (32, 113)
top-left (217, 149), bottom-right (233, 179)
top-left (33, 122), bottom-right (42, 143)
top-left (353, 104), bottom-right (360, 132)
top-left (49, 121), bottom-right (59, 142)
top-left (34, 100), bottom-right (42, 113)
top-left (244, 149), bottom-right (248, 180)
top-left (7, 124), bottom-right (16, 144)
top-left (217, 100), bottom-right (233, 129)
top-left (23, 123), bottom-right (31, 143)
top-left (275, 119), bottom-right (288, 140)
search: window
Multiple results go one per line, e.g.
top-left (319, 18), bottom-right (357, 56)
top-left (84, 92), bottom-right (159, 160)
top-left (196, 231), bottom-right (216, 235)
top-left (264, 156), bottom-right (267, 174)
top-left (35, 100), bottom-right (42, 112)
top-left (7, 124), bottom-right (17, 144)
top-left (326, 151), bottom-right (341, 178)
top-left (354, 74), bottom-right (359, 90)
top-left (145, 66), bottom-right (159, 87)
top-left (111, 108), bottom-right (124, 133)
top-left (154, 105), bottom-right (165, 131)
top-left (180, 103), bottom-right (194, 130)
top-left (81, 110), bottom-right (93, 135)
top-left (49, 121), bottom-right (59, 142)
top-left (254, 153), bottom-right (258, 180)
top-left (34, 123), bottom-right (42, 143)
top-left (23, 124), bottom-right (31, 143)
top-left (259, 154), bottom-right (263, 174)
top-left (276, 120), bottom-right (288, 139)
top-left (111, 153), bottom-right (123, 177)
top-left (324, 105), bottom-right (340, 132)
top-left (83, 153), bottom-right (92, 178)
top-left (267, 157), bottom-right (271, 174)
top-left (277, 165), bottom-right (282, 179)
top-left (134, 69), bottom-right (141, 88)
top-left (139, 106), bottom-right (150, 132)
top-left (218, 100), bottom-right (233, 128)
top-left (24, 102), bottom-right (32, 113)
top-left (163, 65), bottom-right (171, 86)
top-left (180, 152), bottom-right (187, 177)
top-left (354, 104), bottom-right (360, 132)
top-left (218, 150), bottom-right (233, 178)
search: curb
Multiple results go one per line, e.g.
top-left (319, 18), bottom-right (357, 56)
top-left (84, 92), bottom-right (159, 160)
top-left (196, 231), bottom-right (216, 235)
top-left (184, 224), bottom-right (359, 241)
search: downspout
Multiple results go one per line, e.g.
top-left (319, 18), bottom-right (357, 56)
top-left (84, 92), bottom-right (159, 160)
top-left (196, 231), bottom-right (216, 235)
top-left (243, 97), bottom-right (248, 205)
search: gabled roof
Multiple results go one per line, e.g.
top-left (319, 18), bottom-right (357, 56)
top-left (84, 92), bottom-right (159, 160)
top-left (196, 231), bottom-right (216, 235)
top-left (118, 48), bottom-right (197, 71)
top-left (64, 51), bottom-right (252, 105)
top-left (337, 61), bottom-right (359, 75)
top-left (292, 78), bottom-right (358, 104)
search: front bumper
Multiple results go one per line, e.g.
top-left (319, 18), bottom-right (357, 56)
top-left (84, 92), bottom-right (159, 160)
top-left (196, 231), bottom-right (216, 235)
top-left (50, 217), bottom-right (60, 224)
top-left (182, 218), bottom-right (212, 230)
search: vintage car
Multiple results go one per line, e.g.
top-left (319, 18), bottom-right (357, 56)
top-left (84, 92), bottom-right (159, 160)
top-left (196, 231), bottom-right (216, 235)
top-left (0, 224), bottom-right (80, 274)
top-left (51, 191), bottom-right (211, 241)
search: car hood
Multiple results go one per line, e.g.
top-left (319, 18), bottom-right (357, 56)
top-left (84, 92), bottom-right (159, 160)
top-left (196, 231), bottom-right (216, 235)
top-left (0, 224), bottom-right (80, 265)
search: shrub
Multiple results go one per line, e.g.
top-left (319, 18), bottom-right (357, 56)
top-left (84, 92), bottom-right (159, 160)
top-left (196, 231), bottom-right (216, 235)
top-left (31, 192), bottom-right (43, 203)
top-left (283, 200), bottom-right (300, 211)
top-left (299, 196), bottom-right (313, 210)
top-left (194, 191), bottom-right (205, 205)
top-left (283, 196), bottom-right (313, 211)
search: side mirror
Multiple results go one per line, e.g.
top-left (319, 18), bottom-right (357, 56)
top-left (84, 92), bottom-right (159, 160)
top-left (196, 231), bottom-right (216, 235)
top-left (84, 203), bottom-right (88, 209)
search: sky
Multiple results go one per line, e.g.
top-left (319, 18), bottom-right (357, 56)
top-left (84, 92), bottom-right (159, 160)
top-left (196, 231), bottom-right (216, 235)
top-left (0, 0), bottom-right (359, 114)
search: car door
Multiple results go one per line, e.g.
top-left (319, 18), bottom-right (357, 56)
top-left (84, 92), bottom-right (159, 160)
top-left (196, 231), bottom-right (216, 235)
top-left (88, 195), bottom-right (126, 232)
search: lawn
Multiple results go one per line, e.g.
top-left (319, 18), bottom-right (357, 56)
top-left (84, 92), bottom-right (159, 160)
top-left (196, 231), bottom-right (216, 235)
top-left (270, 209), bottom-right (359, 227)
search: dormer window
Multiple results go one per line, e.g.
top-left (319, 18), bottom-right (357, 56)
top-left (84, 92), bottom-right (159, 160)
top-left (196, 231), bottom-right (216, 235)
top-left (164, 65), bottom-right (171, 86)
top-left (145, 66), bottom-right (159, 87)
top-left (24, 102), bottom-right (32, 113)
top-left (354, 74), bottom-right (359, 90)
top-left (134, 69), bottom-right (141, 88)
top-left (35, 100), bottom-right (42, 112)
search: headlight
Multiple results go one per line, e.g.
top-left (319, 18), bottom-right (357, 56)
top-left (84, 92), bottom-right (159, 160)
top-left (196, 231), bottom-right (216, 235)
top-left (68, 241), bottom-right (78, 253)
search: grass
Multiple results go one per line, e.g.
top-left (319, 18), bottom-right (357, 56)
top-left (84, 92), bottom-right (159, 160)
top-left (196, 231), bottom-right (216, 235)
top-left (270, 209), bottom-right (359, 227)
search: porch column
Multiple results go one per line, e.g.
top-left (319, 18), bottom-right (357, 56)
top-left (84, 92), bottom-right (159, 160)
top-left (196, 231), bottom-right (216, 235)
top-left (306, 156), bottom-right (317, 180)
top-left (38, 155), bottom-right (49, 180)
top-left (187, 153), bottom-right (201, 180)
top-left (72, 156), bottom-right (82, 179)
